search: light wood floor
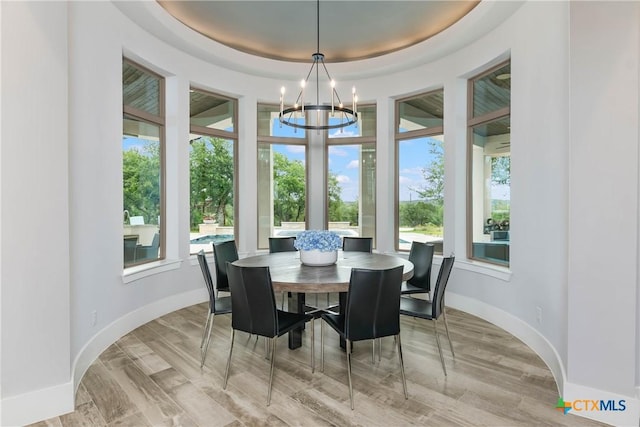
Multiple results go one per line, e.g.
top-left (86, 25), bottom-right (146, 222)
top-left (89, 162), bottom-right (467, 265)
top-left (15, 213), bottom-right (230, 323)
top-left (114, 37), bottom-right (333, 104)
top-left (30, 301), bottom-right (607, 427)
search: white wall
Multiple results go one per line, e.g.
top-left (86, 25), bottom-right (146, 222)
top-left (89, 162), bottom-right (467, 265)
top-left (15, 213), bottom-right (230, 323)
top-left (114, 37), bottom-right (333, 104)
top-left (567, 0), bottom-right (639, 403)
top-left (1, 1), bottom-right (73, 423)
top-left (1, 1), bottom-right (638, 425)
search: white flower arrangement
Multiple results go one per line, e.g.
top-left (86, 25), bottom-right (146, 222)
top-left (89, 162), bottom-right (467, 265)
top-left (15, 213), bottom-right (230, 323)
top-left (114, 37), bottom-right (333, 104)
top-left (294, 230), bottom-right (341, 252)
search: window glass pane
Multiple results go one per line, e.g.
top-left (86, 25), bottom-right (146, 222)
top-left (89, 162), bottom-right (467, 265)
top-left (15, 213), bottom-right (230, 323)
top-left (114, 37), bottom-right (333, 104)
top-left (328, 143), bottom-right (375, 242)
top-left (328, 105), bottom-right (376, 138)
top-left (257, 142), bottom-right (307, 248)
top-left (472, 63), bottom-right (511, 117)
top-left (189, 135), bottom-right (235, 254)
top-left (258, 104), bottom-right (305, 138)
top-left (190, 90), bottom-right (235, 133)
top-left (398, 91), bottom-right (443, 133)
top-left (123, 116), bottom-right (162, 266)
top-left (398, 136), bottom-right (444, 253)
top-left (470, 116), bottom-right (510, 266)
top-left (123, 61), bottom-right (160, 115)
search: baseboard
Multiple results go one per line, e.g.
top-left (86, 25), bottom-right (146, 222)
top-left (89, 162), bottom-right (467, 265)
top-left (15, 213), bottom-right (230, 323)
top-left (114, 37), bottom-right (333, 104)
top-left (446, 291), bottom-right (566, 395)
top-left (72, 287), bottom-right (207, 392)
top-left (1, 380), bottom-right (74, 426)
top-left (446, 292), bottom-right (640, 426)
top-left (563, 382), bottom-right (639, 426)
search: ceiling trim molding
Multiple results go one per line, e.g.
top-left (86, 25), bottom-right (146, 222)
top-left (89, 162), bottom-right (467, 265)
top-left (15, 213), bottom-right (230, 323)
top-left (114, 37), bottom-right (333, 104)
top-left (113, 1), bottom-right (524, 81)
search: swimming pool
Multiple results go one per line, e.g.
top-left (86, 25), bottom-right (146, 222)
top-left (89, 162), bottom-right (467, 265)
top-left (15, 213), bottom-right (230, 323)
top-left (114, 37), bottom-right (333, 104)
top-left (190, 234), bottom-right (234, 245)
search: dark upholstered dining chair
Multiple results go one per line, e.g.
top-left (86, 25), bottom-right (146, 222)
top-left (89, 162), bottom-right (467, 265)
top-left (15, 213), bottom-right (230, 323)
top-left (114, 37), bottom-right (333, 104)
top-left (224, 263), bottom-right (315, 406)
top-left (401, 241), bottom-right (435, 300)
top-left (342, 236), bottom-right (373, 253)
top-left (212, 240), bottom-right (238, 296)
top-left (268, 236), bottom-right (297, 253)
top-left (196, 250), bottom-right (232, 368)
top-left (400, 255), bottom-right (455, 375)
top-left (320, 266), bottom-right (407, 409)
top-left (269, 237), bottom-right (297, 309)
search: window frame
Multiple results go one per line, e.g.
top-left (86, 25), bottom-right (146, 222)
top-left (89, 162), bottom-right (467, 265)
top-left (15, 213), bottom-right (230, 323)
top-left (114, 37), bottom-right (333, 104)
top-left (394, 89), bottom-right (445, 253)
top-left (325, 103), bottom-right (377, 246)
top-left (256, 103), bottom-right (309, 250)
top-left (466, 60), bottom-right (511, 267)
top-left (188, 87), bottom-right (239, 254)
top-left (122, 58), bottom-right (166, 268)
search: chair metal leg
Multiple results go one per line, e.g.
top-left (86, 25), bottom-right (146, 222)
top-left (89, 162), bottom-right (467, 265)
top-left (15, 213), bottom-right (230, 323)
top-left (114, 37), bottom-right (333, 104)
top-left (310, 318), bottom-right (315, 373)
top-left (396, 334), bottom-right (408, 399)
top-left (378, 337), bottom-right (382, 362)
top-left (200, 312), bottom-right (212, 348)
top-left (200, 314), bottom-right (215, 368)
top-left (346, 339), bottom-right (354, 410)
top-left (442, 309), bottom-right (455, 358)
top-left (267, 337), bottom-right (277, 406)
top-left (433, 320), bottom-right (447, 376)
top-left (223, 329), bottom-right (235, 389)
top-left (371, 339), bottom-right (375, 364)
top-left (320, 320), bottom-right (324, 372)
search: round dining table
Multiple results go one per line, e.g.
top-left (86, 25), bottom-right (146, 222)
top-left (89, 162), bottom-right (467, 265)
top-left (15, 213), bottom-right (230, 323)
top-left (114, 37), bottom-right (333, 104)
top-left (233, 251), bottom-right (414, 349)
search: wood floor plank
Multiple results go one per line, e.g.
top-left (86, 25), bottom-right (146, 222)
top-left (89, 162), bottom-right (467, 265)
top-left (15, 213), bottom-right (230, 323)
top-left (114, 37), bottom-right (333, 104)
top-left (28, 304), bottom-right (611, 427)
top-left (80, 362), bottom-right (139, 424)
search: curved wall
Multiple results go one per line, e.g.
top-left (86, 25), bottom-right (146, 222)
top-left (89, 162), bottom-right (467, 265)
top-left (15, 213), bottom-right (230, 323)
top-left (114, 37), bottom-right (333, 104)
top-left (2, 1), bottom-right (639, 425)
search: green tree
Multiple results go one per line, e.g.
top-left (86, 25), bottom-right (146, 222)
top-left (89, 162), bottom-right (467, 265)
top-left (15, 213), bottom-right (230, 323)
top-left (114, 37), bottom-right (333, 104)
top-left (273, 152), bottom-right (305, 224)
top-left (414, 138), bottom-right (444, 204)
top-left (328, 172), bottom-right (348, 223)
top-left (491, 156), bottom-right (510, 185)
top-left (399, 137), bottom-right (444, 231)
top-left (123, 141), bottom-right (160, 224)
top-left (189, 137), bottom-right (234, 230)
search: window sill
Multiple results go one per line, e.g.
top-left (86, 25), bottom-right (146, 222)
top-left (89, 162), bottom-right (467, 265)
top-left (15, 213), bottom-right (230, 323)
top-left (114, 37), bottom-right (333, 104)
top-left (123, 258), bottom-right (183, 283)
top-left (454, 259), bottom-right (512, 282)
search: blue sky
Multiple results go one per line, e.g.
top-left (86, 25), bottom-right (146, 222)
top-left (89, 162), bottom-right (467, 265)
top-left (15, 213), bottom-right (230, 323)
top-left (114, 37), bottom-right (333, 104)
top-left (271, 119), bottom-right (438, 202)
top-left (126, 124), bottom-right (466, 204)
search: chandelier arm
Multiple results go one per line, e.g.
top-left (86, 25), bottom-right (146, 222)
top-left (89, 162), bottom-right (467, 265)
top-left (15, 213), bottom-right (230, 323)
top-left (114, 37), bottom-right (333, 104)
top-left (319, 59), bottom-right (343, 105)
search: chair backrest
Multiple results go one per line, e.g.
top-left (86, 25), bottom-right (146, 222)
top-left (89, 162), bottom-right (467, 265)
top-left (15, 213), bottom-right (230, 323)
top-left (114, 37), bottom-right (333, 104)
top-left (342, 237), bottom-right (373, 253)
top-left (344, 266), bottom-right (404, 341)
top-left (124, 236), bottom-right (137, 264)
top-left (269, 236), bottom-right (297, 253)
top-left (407, 241), bottom-right (435, 291)
top-left (196, 250), bottom-right (216, 309)
top-left (226, 263), bottom-right (278, 338)
top-left (212, 240), bottom-right (238, 292)
top-left (431, 256), bottom-right (455, 319)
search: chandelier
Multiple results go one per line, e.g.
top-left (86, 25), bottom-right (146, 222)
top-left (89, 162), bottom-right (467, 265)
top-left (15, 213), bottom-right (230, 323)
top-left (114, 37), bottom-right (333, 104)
top-left (279, 0), bottom-right (358, 131)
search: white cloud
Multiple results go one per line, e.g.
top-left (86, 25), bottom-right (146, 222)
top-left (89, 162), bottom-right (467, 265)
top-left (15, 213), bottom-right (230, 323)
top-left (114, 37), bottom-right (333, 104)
top-left (336, 175), bottom-right (351, 183)
top-left (330, 129), bottom-right (357, 138)
top-left (347, 160), bottom-right (359, 169)
top-left (400, 166), bottom-right (423, 176)
top-left (328, 147), bottom-right (348, 156)
top-left (399, 176), bottom-right (413, 185)
top-left (287, 145), bottom-right (306, 154)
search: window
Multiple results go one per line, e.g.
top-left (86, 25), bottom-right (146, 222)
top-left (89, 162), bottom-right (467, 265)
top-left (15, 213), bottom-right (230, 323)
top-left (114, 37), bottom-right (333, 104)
top-left (257, 104), bottom-right (307, 249)
top-left (122, 59), bottom-right (165, 268)
top-left (395, 90), bottom-right (444, 253)
top-left (467, 61), bottom-right (511, 266)
top-left (327, 104), bottom-right (376, 245)
top-left (189, 89), bottom-right (237, 254)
